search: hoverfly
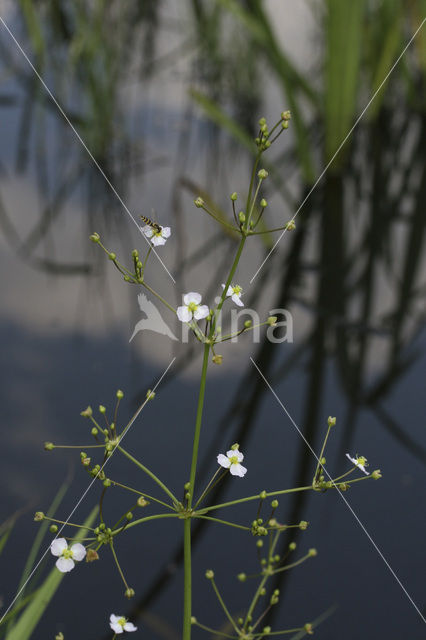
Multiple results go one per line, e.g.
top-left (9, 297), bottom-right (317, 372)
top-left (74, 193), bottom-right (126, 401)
top-left (140, 215), bottom-right (162, 233)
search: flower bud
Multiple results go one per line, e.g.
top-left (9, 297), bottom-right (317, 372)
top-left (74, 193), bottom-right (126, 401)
top-left (108, 252), bottom-right (116, 260)
top-left (304, 623), bottom-right (314, 635)
top-left (237, 572), bottom-right (247, 582)
top-left (260, 587), bottom-right (266, 596)
top-left (281, 120), bottom-right (289, 129)
top-left (327, 416), bottom-right (336, 427)
top-left (259, 490), bottom-right (267, 499)
top-left (267, 316), bottom-right (277, 326)
top-left (285, 219), bottom-right (296, 230)
top-left (194, 197), bottom-right (204, 208)
top-left (271, 499), bottom-right (279, 508)
top-left (212, 354), bottom-right (223, 365)
top-left (259, 117), bottom-right (266, 126)
top-left (80, 406), bottom-right (93, 417)
top-left (44, 442), bottom-right (54, 451)
top-left (49, 524), bottom-right (58, 533)
top-left (137, 496), bottom-right (149, 507)
top-left (146, 389), bottom-right (155, 401)
top-left (281, 110), bottom-right (291, 120)
top-left (230, 192), bottom-right (238, 201)
top-left (257, 169), bottom-right (269, 180)
top-left (260, 198), bottom-right (267, 208)
top-left (191, 616), bottom-right (197, 624)
top-left (244, 320), bottom-right (252, 328)
top-left (256, 540), bottom-right (263, 548)
top-left (372, 469), bottom-right (382, 479)
top-left (263, 627), bottom-right (271, 635)
top-left (89, 232), bottom-right (100, 243)
top-left (116, 389), bottom-right (124, 399)
top-left (231, 443), bottom-right (240, 451)
top-left (289, 542), bottom-right (296, 550)
top-left (91, 427), bottom-right (98, 436)
top-left (238, 211), bottom-right (246, 223)
top-left (299, 520), bottom-right (308, 530)
top-left (125, 587), bottom-right (135, 599)
top-left (103, 479), bottom-right (111, 487)
top-left (55, 633), bottom-right (64, 640)
top-left (205, 569), bottom-right (214, 580)
top-left (34, 511), bottom-right (45, 521)
top-left (132, 249), bottom-right (139, 258)
top-left (126, 512), bottom-right (133, 520)
top-left (308, 548), bottom-right (317, 557)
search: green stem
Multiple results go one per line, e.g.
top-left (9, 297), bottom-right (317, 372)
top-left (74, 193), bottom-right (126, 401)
top-left (183, 342), bottom-right (210, 640)
top-left (199, 485), bottom-right (312, 514)
top-left (244, 573), bottom-right (269, 631)
top-left (210, 236), bottom-right (246, 338)
top-left (111, 513), bottom-right (180, 536)
top-left (246, 152), bottom-right (262, 216)
top-left (194, 468), bottom-right (227, 509)
top-left (183, 518), bottom-right (192, 640)
top-left (108, 480), bottom-right (174, 510)
top-left (210, 577), bottom-right (240, 633)
top-left (141, 280), bottom-right (176, 314)
top-left (187, 343), bottom-right (211, 508)
top-left (200, 204), bottom-right (239, 231)
top-left (117, 446), bottom-right (178, 505)
top-left (194, 515), bottom-right (250, 531)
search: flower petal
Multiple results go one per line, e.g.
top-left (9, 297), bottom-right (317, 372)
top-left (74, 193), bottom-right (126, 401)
top-left (111, 624), bottom-right (124, 634)
top-left (51, 538), bottom-right (68, 557)
top-left (142, 225), bottom-right (154, 238)
top-left (346, 453), bottom-right (356, 466)
top-left (194, 305), bottom-right (209, 320)
top-left (161, 227), bottom-right (171, 238)
top-left (151, 235), bottom-right (166, 246)
top-left (217, 454), bottom-right (231, 468)
top-left (70, 543), bottom-right (86, 562)
top-left (230, 464), bottom-right (247, 477)
top-left (124, 622), bottom-right (137, 632)
top-left (110, 615), bottom-right (120, 624)
top-left (177, 306), bottom-right (192, 322)
top-left (56, 557), bottom-right (75, 572)
top-left (232, 294), bottom-right (244, 307)
top-left (183, 292), bottom-right (202, 305)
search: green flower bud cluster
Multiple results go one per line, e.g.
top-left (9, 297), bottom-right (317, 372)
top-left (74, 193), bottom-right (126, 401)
top-left (251, 518), bottom-right (268, 536)
top-left (94, 523), bottom-right (113, 545)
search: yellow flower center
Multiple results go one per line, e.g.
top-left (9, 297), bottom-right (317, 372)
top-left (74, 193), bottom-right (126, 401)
top-left (229, 455), bottom-right (239, 465)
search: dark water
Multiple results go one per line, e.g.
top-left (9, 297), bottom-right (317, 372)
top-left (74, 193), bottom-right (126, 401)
top-left (1, 5), bottom-right (426, 640)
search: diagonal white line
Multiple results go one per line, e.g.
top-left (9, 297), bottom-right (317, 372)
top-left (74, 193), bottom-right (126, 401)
top-left (250, 356), bottom-right (426, 625)
top-left (0, 357), bottom-right (176, 625)
top-left (250, 16), bottom-right (426, 284)
top-left (0, 15), bottom-right (176, 284)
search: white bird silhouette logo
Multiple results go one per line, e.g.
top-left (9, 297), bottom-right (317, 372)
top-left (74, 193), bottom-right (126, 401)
top-left (129, 293), bottom-right (178, 342)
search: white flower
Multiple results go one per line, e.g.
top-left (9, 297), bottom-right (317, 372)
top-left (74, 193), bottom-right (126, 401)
top-left (217, 449), bottom-right (247, 477)
top-left (109, 614), bottom-right (137, 634)
top-left (346, 453), bottom-right (369, 475)
top-left (177, 292), bottom-right (209, 323)
top-left (50, 538), bottom-right (86, 572)
top-left (222, 283), bottom-right (244, 307)
top-left (141, 224), bottom-right (171, 247)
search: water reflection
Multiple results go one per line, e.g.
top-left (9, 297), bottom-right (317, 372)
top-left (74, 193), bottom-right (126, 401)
top-left (1, 2), bottom-right (425, 639)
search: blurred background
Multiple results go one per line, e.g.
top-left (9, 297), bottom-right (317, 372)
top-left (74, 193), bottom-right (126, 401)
top-left (0, 1), bottom-right (425, 638)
